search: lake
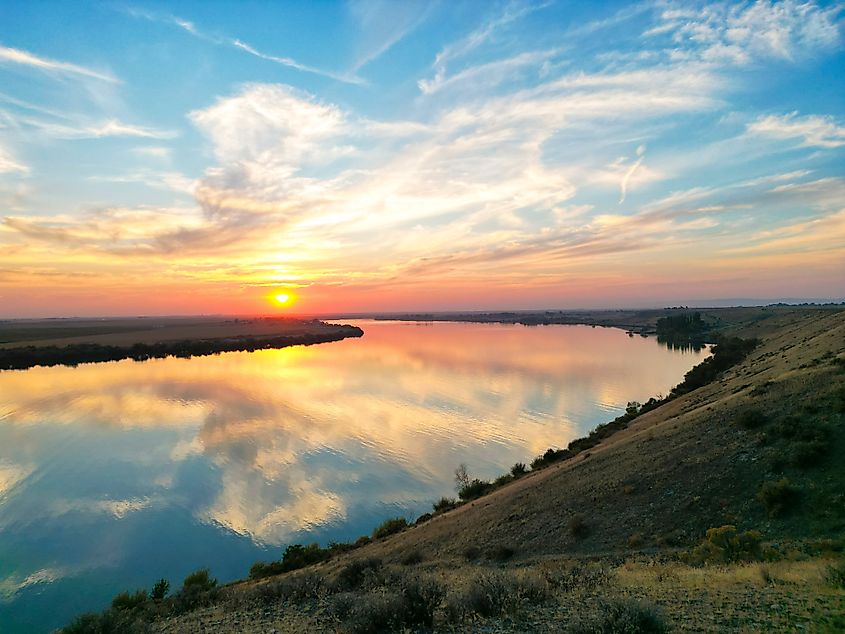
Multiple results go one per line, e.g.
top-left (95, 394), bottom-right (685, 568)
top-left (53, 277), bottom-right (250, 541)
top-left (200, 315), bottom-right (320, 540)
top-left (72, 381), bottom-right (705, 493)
top-left (0, 320), bottom-right (707, 632)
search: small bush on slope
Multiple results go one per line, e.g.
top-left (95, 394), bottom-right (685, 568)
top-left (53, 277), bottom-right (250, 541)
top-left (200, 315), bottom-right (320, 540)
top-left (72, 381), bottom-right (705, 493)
top-left (568, 599), bottom-right (669, 634)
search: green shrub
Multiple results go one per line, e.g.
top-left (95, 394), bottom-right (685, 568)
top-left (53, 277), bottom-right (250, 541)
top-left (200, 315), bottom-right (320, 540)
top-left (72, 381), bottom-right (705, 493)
top-left (511, 462), bottom-right (527, 477)
top-left (826, 559), bottom-right (845, 589)
top-left (758, 478), bottom-right (800, 517)
top-left (487, 545), bottom-right (515, 561)
top-left (249, 560), bottom-right (285, 579)
top-left (493, 473), bottom-right (513, 487)
top-left (62, 612), bottom-right (107, 634)
top-left (373, 517), bottom-right (408, 540)
top-left (448, 570), bottom-right (549, 621)
top-left (174, 568), bottom-right (219, 613)
top-left (788, 440), bottom-right (829, 468)
top-left (686, 525), bottom-right (763, 565)
top-left (238, 571), bottom-right (324, 607)
top-left (334, 557), bottom-right (383, 591)
top-left (150, 578), bottom-right (169, 601)
top-left (569, 513), bottom-right (589, 539)
top-left (111, 589), bottom-right (147, 611)
top-left (330, 575), bottom-right (444, 633)
top-left (414, 512), bottom-right (432, 525)
top-left (530, 447), bottom-right (571, 470)
top-left (672, 336), bottom-right (758, 396)
top-left (331, 591), bottom-right (407, 634)
top-left (458, 478), bottom-right (492, 501)
top-left (182, 568), bottom-right (217, 592)
top-left (394, 575), bottom-right (445, 627)
top-left (737, 409), bottom-right (766, 429)
top-left (281, 543), bottom-right (331, 571)
top-left (549, 565), bottom-right (611, 592)
top-left (463, 546), bottom-right (481, 561)
top-left (433, 497), bottom-right (457, 513)
top-left (401, 550), bottom-right (424, 566)
top-left (61, 610), bottom-right (143, 634)
top-left (567, 598), bottom-right (668, 633)
top-left (766, 448), bottom-right (788, 472)
top-left (750, 381), bottom-right (774, 396)
top-left (328, 541), bottom-right (356, 555)
top-left (836, 386), bottom-right (845, 412)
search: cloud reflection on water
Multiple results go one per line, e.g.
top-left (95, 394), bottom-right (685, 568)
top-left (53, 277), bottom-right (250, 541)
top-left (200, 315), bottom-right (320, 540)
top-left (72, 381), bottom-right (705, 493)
top-left (0, 322), bottom-right (705, 545)
top-left (0, 321), bottom-right (707, 631)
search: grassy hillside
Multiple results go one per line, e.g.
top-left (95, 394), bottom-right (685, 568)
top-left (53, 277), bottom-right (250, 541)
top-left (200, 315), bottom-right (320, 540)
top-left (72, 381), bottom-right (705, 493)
top-left (63, 307), bottom-right (845, 633)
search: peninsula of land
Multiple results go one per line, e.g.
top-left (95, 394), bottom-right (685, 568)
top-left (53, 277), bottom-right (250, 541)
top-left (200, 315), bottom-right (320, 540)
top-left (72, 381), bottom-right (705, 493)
top-left (0, 316), bottom-right (363, 370)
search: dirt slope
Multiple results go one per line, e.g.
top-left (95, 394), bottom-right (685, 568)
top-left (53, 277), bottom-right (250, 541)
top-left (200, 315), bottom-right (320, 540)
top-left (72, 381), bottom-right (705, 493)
top-left (328, 308), bottom-right (845, 566)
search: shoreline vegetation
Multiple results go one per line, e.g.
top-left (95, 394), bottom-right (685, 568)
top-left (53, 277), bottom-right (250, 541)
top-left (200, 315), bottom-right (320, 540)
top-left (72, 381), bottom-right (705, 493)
top-left (45, 305), bottom-right (845, 631)
top-left (0, 319), bottom-right (363, 370)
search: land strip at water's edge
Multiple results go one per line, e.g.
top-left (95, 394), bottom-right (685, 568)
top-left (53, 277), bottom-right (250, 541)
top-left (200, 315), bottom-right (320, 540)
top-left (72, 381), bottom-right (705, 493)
top-left (59, 306), bottom-right (845, 633)
top-left (330, 303), bottom-right (845, 340)
top-left (0, 317), bottom-right (364, 370)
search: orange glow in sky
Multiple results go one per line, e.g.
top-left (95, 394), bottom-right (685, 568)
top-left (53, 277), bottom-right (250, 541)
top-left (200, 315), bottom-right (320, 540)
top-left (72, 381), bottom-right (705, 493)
top-left (1, 1), bottom-right (844, 317)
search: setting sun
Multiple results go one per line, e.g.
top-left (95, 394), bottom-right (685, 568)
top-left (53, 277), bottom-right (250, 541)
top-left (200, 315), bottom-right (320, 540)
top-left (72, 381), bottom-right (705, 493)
top-left (271, 292), bottom-right (296, 308)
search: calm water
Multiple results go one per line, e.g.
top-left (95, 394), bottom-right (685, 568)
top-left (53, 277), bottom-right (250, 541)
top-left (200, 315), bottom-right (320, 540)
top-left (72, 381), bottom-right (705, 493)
top-left (0, 321), bottom-right (707, 632)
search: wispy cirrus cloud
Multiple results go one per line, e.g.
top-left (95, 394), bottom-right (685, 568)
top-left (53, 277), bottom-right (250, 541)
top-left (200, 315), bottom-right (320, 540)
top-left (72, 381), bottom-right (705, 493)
top-left (747, 112), bottom-right (845, 148)
top-left (619, 145), bottom-right (646, 204)
top-left (0, 44), bottom-right (118, 83)
top-left (347, 0), bottom-right (433, 73)
top-left (8, 115), bottom-right (177, 140)
top-left (418, 1), bottom-right (551, 93)
top-left (0, 145), bottom-right (28, 175)
top-left (123, 6), bottom-right (365, 85)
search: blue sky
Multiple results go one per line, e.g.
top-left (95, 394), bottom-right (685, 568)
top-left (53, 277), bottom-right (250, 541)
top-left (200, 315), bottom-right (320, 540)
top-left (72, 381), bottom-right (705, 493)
top-left (0, 1), bottom-right (844, 316)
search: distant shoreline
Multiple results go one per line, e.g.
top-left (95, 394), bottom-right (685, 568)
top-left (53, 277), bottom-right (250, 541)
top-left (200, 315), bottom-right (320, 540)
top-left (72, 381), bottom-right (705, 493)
top-left (329, 304), bottom-right (845, 341)
top-left (0, 320), bottom-right (363, 371)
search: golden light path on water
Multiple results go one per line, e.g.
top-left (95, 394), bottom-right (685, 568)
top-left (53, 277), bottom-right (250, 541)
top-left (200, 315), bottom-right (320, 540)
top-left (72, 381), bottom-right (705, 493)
top-left (0, 320), bottom-right (706, 632)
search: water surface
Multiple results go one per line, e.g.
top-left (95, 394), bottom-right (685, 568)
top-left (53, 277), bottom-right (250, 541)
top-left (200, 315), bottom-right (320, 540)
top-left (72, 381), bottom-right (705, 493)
top-left (0, 320), bottom-right (706, 632)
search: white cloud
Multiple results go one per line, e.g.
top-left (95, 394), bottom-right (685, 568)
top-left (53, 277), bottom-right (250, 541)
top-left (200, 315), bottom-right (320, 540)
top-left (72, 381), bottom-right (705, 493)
top-left (189, 83), bottom-right (348, 173)
top-left (0, 45), bottom-right (118, 83)
top-left (48, 496), bottom-right (154, 519)
top-left (88, 170), bottom-right (196, 194)
top-left (419, 1), bottom-right (551, 93)
top-left (16, 116), bottom-right (178, 140)
top-left (0, 145), bottom-right (28, 174)
top-left (132, 146), bottom-right (172, 160)
top-left (747, 112), bottom-right (845, 148)
top-left (419, 48), bottom-right (562, 95)
top-left (123, 7), bottom-right (363, 84)
top-left (347, 0), bottom-right (432, 72)
top-left (0, 462), bottom-right (33, 497)
top-left (619, 145), bottom-right (647, 204)
top-left (231, 39), bottom-right (364, 85)
top-left (654, 0), bottom-right (842, 64)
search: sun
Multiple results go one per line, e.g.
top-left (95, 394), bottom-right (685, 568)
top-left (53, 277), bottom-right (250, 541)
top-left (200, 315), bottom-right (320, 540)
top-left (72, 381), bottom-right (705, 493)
top-left (269, 291), bottom-right (297, 309)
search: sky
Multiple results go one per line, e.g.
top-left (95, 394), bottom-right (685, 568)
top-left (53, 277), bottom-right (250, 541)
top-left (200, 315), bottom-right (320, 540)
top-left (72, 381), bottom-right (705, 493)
top-left (0, 0), bottom-right (843, 317)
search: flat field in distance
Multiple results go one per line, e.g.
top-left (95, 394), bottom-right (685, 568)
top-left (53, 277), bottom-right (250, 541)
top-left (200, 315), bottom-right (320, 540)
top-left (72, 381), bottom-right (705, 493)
top-left (0, 316), bottom-right (349, 348)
